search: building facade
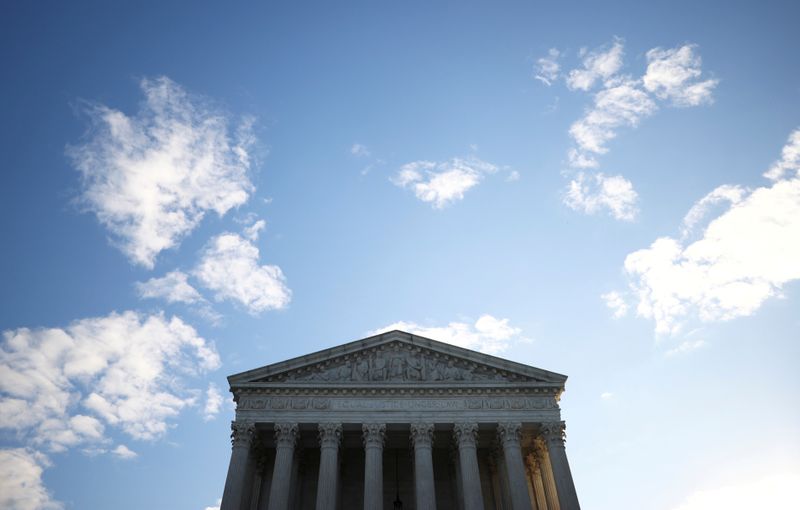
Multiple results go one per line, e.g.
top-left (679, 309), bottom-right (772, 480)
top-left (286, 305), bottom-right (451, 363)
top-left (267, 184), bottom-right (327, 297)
top-left (221, 330), bottom-right (580, 510)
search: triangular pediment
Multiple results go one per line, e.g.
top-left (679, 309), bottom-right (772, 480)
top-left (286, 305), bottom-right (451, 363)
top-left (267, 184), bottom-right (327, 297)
top-left (229, 330), bottom-right (566, 387)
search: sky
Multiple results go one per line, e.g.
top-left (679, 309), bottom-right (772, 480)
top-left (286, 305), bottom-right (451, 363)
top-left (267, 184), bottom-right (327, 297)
top-left (1, 1), bottom-right (799, 509)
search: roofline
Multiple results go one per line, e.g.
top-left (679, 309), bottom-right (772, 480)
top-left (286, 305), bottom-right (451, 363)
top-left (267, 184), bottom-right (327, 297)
top-left (227, 330), bottom-right (568, 386)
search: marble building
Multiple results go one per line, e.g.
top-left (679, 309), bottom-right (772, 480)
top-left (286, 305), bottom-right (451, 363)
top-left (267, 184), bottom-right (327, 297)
top-left (220, 330), bottom-right (580, 510)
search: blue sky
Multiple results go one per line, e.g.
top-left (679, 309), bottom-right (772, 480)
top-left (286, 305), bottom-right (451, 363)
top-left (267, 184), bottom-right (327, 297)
top-left (1, 1), bottom-right (799, 509)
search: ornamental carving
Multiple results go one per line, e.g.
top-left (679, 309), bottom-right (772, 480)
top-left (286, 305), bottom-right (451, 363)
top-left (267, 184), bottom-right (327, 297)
top-left (274, 422), bottom-right (299, 448)
top-left (318, 422), bottom-right (342, 449)
top-left (453, 422), bottom-right (479, 448)
top-left (362, 423), bottom-right (386, 449)
top-left (497, 422), bottom-right (522, 446)
top-left (410, 422), bottom-right (435, 448)
top-left (230, 421), bottom-right (255, 448)
top-left (540, 421), bottom-right (566, 443)
top-left (260, 342), bottom-right (533, 383)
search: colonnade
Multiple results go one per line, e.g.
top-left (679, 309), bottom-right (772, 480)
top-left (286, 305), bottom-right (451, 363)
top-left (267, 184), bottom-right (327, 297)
top-left (221, 421), bottom-right (579, 510)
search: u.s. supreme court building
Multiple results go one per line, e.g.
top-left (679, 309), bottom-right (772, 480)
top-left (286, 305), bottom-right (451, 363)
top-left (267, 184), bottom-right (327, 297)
top-left (220, 330), bottom-right (580, 510)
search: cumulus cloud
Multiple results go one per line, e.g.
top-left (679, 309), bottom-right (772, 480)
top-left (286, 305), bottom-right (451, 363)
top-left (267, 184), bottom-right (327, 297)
top-left (534, 48), bottom-right (561, 86)
top-left (243, 219), bottom-right (266, 241)
top-left (370, 314), bottom-right (526, 354)
top-left (0, 311), bottom-right (220, 452)
top-left (136, 271), bottom-right (203, 304)
top-left (68, 76), bottom-right (255, 268)
top-left (391, 157), bottom-right (499, 208)
top-left (565, 40), bottom-right (624, 91)
top-left (111, 444), bottom-right (138, 460)
top-left (601, 291), bottom-right (628, 318)
top-left (565, 172), bottom-right (639, 221)
top-left (0, 449), bottom-right (62, 510)
top-left (643, 45), bottom-right (718, 106)
top-left (552, 40), bottom-right (716, 220)
top-left (203, 383), bottom-right (223, 421)
top-left (618, 129), bottom-right (800, 334)
top-left (203, 499), bottom-right (222, 510)
top-left (194, 233), bottom-right (291, 314)
top-left (668, 472), bottom-right (800, 510)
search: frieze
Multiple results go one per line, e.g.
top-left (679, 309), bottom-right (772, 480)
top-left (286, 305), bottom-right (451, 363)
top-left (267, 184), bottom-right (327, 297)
top-left (256, 342), bottom-right (536, 384)
top-left (238, 396), bottom-right (559, 412)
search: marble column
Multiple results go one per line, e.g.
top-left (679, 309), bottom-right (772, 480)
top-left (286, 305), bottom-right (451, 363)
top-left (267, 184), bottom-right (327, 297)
top-left (497, 423), bottom-right (533, 510)
top-left (267, 422), bottom-right (298, 510)
top-left (453, 422), bottom-right (484, 510)
top-left (316, 422), bottom-right (342, 510)
top-left (526, 452), bottom-right (548, 510)
top-left (534, 438), bottom-right (560, 510)
top-left (362, 423), bottom-right (386, 510)
top-left (540, 422), bottom-right (580, 510)
top-left (411, 423), bottom-right (437, 510)
top-left (221, 421), bottom-right (256, 510)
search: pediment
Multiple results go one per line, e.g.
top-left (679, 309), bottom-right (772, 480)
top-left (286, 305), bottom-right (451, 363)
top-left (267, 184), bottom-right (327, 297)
top-left (229, 330), bottom-right (566, 387)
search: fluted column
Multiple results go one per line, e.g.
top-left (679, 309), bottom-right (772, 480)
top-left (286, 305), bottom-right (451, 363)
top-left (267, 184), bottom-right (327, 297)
top-left (453, 422), bottom-right (484, 510)
top-left (527, 452), bottom-right (548, 510)
top-left (497, 423), bottom-right (533, 510)
top-left (534, 438), bottom-right (560, 510)
top-left (411, 423), bottom-right (437, 510)
top-left (540, 422), bottom-right (580, 510)
top-left (221, 421), bottom-right (256, 510)
top-left (363, 423), bottom-right (386, 510)
top-left (316, 422), bottom-right (342, 510)
top-left (268, 422), bottom-right (299, 510)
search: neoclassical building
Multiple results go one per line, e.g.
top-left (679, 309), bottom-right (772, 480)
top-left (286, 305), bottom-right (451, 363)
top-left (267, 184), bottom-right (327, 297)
top-left (221, 330), bottom-right (580, 510)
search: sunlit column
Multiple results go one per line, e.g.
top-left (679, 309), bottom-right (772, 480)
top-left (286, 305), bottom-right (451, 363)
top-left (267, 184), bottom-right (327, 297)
top-left (540, 422), bottom-right (580, 510)
top-left (497, 423), bottom-right (533, 510)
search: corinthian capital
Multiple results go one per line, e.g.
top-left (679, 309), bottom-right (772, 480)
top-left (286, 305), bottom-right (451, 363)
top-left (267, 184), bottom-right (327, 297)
top-left (274, 422), bottom-right (299, 448)
top-left (230, 421), bottom-right (256, 448)
top-left (539, 421), bottom-right (566, 444)
top-left (362, 423), bottom-right (386, 449)
top-left (410, 422), bottom-right (435, 449)
top-left (318, 422), bottom-right (342, 449)
top-left (453, 422), bottom-right (479, 448)
top-left (497, 422), bottom-right (522, 447)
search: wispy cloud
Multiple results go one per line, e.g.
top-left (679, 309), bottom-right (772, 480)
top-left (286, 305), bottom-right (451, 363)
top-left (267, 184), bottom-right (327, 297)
top-left (643, 45), bottom-right (718, 106)
top-left (194, 233), bottom-right (291, 314)
top-left (0, 312), bottom-right (220, 452)
top-left (611, 129), bottom-right (800, 334)
top-left (111, 444), bottom-right (138, 460)
top-left (601, 291), bottom-right (628, 318)
top-left (202, 383), bottom-right (223, 421)
top-left (391, 157), bottom-right (500, 208)
top-left (68, 76), bottom-right (255, 268)
top-left (136, 271), bottom-right (204, 304)
top-left (370, 314), bottom-right (527, 354)
top-left (534, 48), bottom-right (561, 86)
top-left (350, 143), bottom-right (370, 157)
top-left (0, 448), bottom-right (62, 510)
top-left (565, 172), bottom-right (638, 221)
top-left (566, 39), bottom-right (624, 91)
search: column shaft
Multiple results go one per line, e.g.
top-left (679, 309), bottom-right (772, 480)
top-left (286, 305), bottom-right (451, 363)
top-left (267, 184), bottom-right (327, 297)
top-left (411, 423), bottom-right (437, 510)
top-left (267, 423), bottom-right (298, 510)
top-left (498, 423), bottom-right (533, 510)
top-left (527, 453), bottom-right (548, 510)
top-left (315, 423), bottom-right (342, 510)
top-left (454, 423), bottom-right (484, 510)
top-left (221, 422), bottom-right (256, 510)
top-left (362, 423), bottom-right (386, 510)
top-left (541, 422), bottom-right (580, 510)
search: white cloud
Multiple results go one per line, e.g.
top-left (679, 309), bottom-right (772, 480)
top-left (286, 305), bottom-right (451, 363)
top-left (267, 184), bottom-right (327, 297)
top-left (601, 291), bottom-right (628, 318)
top-left (391, 157), bottom-right (499, 208)
top-left (565, 40), bottom-right (624, 91)
top-left (203, 499), bottom-right (222, 510)
top-left (681, 184), bottom-right (746, 238)
top-left (194, 233), bottom-right (291, 314)
top-left (203, 383), bottom-right (223, 421)
top-left (370, 314), bottom-right (526, 354)
top-left (565, 172), bottom-right (639, 221)
top-left (243, 219), bottom-right (266, 241)
top-left (764, 128), bottom-right (800, 181)
top-left (68, 76), bottom-right (255, 268)
top-left (111, 444), bottom-right (137, 460)
top-left (621, 129), bottom-right (800, 334)
top-left (600, 392), bottom-right (614, 400)
top-left (350, 143), bottom-right (370, 157)
top-left (506, 170), bottom-right (521, 182)
top-left (568, 79), bottom-right (657, 168)
top-left (0, 311), bottom-right (220, 451)
top-left (643, 45), bottom-right (718, 107)
top-left (668, 472), bottom-right (800, 510)
top-left (665, 339), bottom-right (707, 357)
top-left (0, 449), bottom-right (62, 510)
top-left (534, 48), bottom-right (561, 86)
top-left (136, 271), bottom-right (203, 304)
